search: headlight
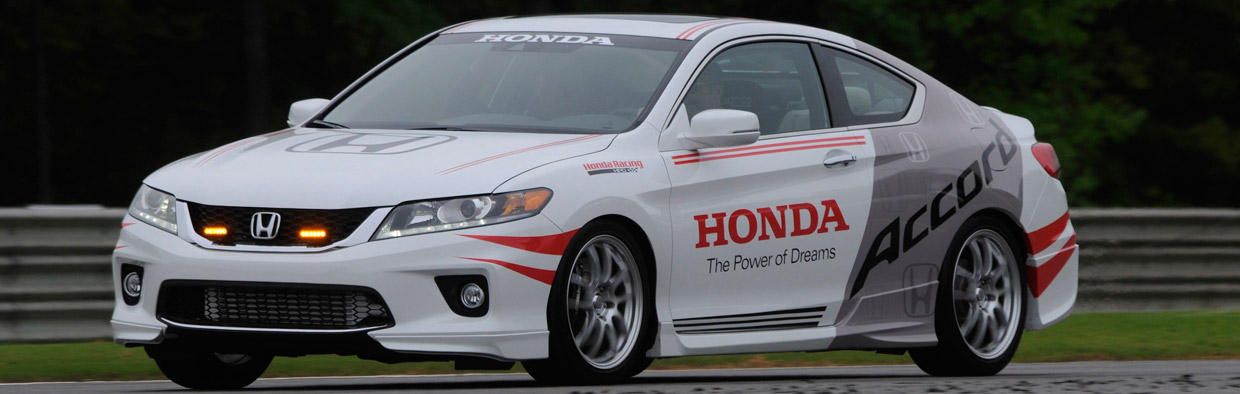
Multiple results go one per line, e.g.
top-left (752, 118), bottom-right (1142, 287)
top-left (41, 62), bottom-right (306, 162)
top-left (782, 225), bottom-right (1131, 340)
top-left (128, 185), bottom-right (178, 234)
top-left (373, 188), bottom-right (552, 240)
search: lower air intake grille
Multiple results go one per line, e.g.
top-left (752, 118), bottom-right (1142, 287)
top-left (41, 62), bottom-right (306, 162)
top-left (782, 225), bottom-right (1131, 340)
top-left (158, 281), bottom-right (393, 331)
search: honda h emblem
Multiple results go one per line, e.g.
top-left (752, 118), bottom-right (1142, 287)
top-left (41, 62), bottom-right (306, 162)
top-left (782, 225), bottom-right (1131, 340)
top-left (251, 212), bottom-right (281, 239)
top-left (903, 264), bottom-right (938, 317)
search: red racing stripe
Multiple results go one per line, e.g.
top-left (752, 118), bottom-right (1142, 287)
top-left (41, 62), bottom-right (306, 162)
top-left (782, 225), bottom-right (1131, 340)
top-left (675, 141), bottom-right (866, 165)
top-left (437, 134), bottom-right (601, 175)
top-left (461, 229), bottom-right (579, 255)
top-left (677, 20), bottom-right (733, 40)
top-left (673, 136), bottom-right (865, 161)
top-left (263, 128), bottom-right (296, 137)
top-left (115, 245), bottom-right (127, 250)
top-left (1027, 211), bottom-right (1071, 255)
top-left (442, 25), bottom-right (468, 34)
top-left (442, 20), bottom-right (484, 34)
top-left (1027, 233), bottom-right (1077, 297)
top-left (194, 136), bottom-right (261, 168)
top-left (121, 222), bottom-right (135, 228)
top-left (461, 257), bottom-right (555, 285)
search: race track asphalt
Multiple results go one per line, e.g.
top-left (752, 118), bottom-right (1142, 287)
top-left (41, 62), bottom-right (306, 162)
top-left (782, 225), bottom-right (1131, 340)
top-left (3, 360), bottom-right (1237, 393)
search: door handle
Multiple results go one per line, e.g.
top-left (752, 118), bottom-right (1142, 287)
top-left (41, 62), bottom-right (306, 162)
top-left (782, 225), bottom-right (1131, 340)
top-left (823, 154), bottom-right (857, 169)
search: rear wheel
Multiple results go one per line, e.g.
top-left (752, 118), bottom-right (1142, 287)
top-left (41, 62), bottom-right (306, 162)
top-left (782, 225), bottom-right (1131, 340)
top-left (524, 221), bottom-right (654, 385)
top-left (147, 347), bottom-right (272, 390)
top-left (911, 217), bottom-right (1026, 376)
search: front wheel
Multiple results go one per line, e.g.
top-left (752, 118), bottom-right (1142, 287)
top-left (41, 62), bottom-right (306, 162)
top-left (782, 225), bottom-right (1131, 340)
top-left (147, 347), bottom-right (272, 390)
top-left (910, 217), bottom-right (1027, 376)
top-left (524, 221), bottom-right (654, 385)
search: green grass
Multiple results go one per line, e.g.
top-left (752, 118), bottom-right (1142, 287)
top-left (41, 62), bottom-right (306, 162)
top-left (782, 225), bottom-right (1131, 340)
top-left (2, 311), bottom-right (1237, 383)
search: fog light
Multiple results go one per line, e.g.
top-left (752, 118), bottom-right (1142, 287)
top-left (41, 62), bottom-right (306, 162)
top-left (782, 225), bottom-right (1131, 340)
top-left (435, 275), bottom-right (488, 317)
top-left (120, 264), bottom-right (144, 305)
top-left (460, 283), bottom-right (485, 309)
top-left (123, 272), bottom-right (142, 298)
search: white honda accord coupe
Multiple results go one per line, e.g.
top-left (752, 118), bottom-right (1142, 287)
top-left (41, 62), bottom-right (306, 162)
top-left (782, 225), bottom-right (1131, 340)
top-left (112, 14), bottom-right (1078, 389)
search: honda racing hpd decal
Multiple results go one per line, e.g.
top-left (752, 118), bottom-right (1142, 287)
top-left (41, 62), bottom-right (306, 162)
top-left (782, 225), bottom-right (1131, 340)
top-left (583, 160), bottom-right (644, 175)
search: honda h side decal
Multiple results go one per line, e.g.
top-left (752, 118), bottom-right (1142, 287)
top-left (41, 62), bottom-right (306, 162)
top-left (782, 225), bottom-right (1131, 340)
top-left (849, 129), bottom-right (1019, 298)
top-left (951, 92), bottom-right (986, 126)
top-left (438, 134), bottom-right (603, 175)
top-left (899, 132), bottom-right (930, 162)
top-left (902, 264), bottom-right (938, 317)
top-left (674, 135), bottom-right (866, 165)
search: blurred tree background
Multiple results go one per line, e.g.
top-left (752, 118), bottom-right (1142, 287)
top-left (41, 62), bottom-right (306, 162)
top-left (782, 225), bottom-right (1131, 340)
top-left (1, 0), bottom-right (1236, 207)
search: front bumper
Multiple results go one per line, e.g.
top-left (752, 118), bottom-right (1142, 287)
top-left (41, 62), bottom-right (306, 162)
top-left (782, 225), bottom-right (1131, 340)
top-left (111, 213), bottom-right (566, 361)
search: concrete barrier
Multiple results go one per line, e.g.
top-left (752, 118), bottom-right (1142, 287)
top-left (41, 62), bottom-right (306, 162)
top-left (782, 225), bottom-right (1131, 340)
top-left (0, 207), bottom-right (1237, 342)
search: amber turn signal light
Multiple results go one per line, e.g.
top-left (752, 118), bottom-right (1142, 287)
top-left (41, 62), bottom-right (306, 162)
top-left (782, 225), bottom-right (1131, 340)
top-left (299, 229), bottom-right (327, 239)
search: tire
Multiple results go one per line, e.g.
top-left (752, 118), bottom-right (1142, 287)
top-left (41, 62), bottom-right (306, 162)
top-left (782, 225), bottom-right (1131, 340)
top-left (910, 216), bottom-right (1027, 376)
top-left (147, 347), bottom-right (273, 390)
top-left (524, 221), bottom-right (655, 385)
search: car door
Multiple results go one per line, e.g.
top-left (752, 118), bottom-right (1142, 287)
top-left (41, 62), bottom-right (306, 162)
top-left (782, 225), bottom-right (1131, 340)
top-left (663, 41), bottom-right (876, 333)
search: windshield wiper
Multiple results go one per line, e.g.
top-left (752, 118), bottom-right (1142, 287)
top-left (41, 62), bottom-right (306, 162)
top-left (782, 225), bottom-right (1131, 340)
top-left (309, 119), bottom-right (349, 129)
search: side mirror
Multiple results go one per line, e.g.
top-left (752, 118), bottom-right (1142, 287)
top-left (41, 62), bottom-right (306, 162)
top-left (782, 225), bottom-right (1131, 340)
top-left (287, 98), bottom-right (330, 127)
top-left (682, 109), bottom-right (760, 149)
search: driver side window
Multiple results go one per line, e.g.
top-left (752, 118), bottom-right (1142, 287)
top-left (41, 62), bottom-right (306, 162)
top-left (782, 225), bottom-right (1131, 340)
top-left (683, 42), bottom-right (830, 135)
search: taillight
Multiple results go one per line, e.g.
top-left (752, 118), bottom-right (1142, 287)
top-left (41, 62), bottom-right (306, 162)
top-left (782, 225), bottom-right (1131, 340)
top-left (1032, 142), bottom-right (1061, 179)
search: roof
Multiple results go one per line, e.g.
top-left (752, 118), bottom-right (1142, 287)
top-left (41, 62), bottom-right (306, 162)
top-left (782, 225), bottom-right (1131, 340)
top-left (443, 14), bottom-right (761, 41)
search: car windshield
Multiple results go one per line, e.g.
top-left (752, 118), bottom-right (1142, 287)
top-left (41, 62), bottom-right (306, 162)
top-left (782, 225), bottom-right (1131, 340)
top-left (321, 32), bottom-right (691, 133)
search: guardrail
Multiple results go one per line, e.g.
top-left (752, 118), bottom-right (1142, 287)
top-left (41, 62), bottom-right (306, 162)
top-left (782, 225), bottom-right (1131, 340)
top-left (1, 207), bottom-right (1237, 343)
top-left (0, 207), bottom-right (122, 343)
top-left (1074, 208), bottom-right (1240, 312)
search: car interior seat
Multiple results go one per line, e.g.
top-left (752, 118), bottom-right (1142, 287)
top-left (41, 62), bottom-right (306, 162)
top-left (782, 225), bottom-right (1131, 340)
top-left (721, 79), bottom-right (773, 134)
top-left (844, 86), bottom-right (873, 115)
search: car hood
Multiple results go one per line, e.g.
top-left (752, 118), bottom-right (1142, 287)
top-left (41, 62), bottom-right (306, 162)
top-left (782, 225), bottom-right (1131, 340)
top-left (146, 128), bottom-right (614, 209)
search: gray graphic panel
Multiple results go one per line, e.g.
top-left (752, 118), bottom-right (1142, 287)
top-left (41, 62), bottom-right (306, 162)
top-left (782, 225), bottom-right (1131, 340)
top-left (830, 42), bottom-right (1025, 350)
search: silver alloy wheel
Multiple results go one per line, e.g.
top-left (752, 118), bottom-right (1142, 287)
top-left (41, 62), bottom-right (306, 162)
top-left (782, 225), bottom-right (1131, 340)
top-left (951, 229), bottom-right (1021, 360)
top-left (565, 234), bottom-right (643, 370)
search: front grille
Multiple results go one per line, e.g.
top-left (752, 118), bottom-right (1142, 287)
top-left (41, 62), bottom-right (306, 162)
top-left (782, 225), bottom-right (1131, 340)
top-left (188, 203), bottom-right (375, 247)
top-left (158, 281), bottom-right (394, 331)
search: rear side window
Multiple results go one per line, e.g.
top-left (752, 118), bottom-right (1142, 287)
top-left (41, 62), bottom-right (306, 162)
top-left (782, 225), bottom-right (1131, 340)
top-left (683, 42), bottom-right (830, 135)
top-left (817, 46), bottom-right (914, 127)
